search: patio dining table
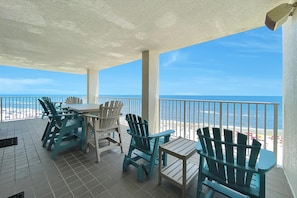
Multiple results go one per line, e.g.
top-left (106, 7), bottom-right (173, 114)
top-left (64, 103), bottom-right (100, 113)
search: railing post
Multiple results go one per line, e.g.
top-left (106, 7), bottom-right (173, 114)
top-left (0, 97), bottom-right (2, 122)
top-left (273, 103), bottom-right (279, 164)
top-left (158, 99), bottom-right (160, 131)
top-left (219, 102), bottom-right (223, 131)
top-left (264, 105), bottom-right (267, 149)
top-left (183, 100), bottom-right (186, 138)
top-left (35, 97), bottom-right (38, 118)
top-left (129, 98), bottom-right (131, 114)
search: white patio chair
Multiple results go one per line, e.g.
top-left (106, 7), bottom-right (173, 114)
top-left (85, 100), bottom-right (124, 162)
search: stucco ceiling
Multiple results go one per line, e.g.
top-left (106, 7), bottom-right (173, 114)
top-left (0, 0), bottom-right (288, 74)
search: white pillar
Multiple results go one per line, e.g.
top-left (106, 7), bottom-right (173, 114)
top-left (283, 12), bottom-right (297, 197)
top-left (142, 50), bottom-right (159, 134)
top-left (87, 69), bottom-right (98, 104)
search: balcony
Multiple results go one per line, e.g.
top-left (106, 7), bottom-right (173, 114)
top-left (0, 119), bottom-right (293, 198)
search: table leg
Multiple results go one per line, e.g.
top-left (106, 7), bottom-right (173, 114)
top-left (84, 115), bottom-right (91, 153)
top-left (158, 148), bottom-right (162, 185)
top-left (183, 159), bottom-right (186, 198)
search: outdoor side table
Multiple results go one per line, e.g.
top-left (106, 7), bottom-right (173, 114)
top-left (158, 137), bottom-right (199, 198)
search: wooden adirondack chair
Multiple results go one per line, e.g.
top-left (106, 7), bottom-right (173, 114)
top-left (42, 98), bottom-right (86, 159)
top-left (196, 127), bottom-right (276, 198)
top-left (123, 114), bottom-right (175, 182)
top-left (65, 96), bottom-right (82, 104)
top-left (85, 100), bottom-right (124, 162)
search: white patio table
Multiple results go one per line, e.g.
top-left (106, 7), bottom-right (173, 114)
top-left (64, 103), bottom-right (100, 113)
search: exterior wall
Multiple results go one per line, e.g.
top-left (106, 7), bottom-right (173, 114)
top-left (283, 11), bottom-right (297, 198)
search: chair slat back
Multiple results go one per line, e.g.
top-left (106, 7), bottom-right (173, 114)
top-left (246, 138), bottom-right (261, 185)
top-left (38, 99), bottom-right (49, 115)
top-left (42, 96), bottom-right (52, 103)
top-left (213, 128), bottom-right (226, 180)
top-left (237, 132), bottom-right (248, 185)
top-left (43, 98), bottom-right (62, 126)
top-left (197, 127), bottom-right (261, 188)
top-left (96, 101), bottom-right (123, 131)
top-left (65, 96), bottom-right (82, 104)
top-left (224, 129), bottom-right (235, 184)
top-left (125, 114), bottom-right (150, 151)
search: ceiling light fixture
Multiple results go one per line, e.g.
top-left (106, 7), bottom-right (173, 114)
top-left (265, 2), bottom-right (297, 31)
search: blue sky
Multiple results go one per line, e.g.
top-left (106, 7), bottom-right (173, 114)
top-left (0, 26), bottom-right (282, 96)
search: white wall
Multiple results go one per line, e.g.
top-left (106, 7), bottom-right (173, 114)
top-left (283, 11), bottom-right (297, 198)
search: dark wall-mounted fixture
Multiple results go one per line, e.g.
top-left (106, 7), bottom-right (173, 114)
top-left (265, 2), bottom-right (297, 31)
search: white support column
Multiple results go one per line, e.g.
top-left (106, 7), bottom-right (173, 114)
top-left (283, 12), bottom-right (297, 197)
top-left (87, 69), bottom-right (99, 104)
top-left (142, 50), bottom-right (159, 134)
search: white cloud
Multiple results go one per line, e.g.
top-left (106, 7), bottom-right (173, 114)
top-left (245, 29), bottom-right (282, 41)
top-left (160, 72), bottom-right (282, 96)
top-left (0, 78), bottom-right (54, 85)
top-left (162, 51), bottom-right (181, 67)
top-left (0, 78), bottom-right (56, 94)
top-left (219, 39), bottom-right (281, 53)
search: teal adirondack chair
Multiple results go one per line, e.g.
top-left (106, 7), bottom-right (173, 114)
top-left (38, 98), bottom-right (54, 141)
top-left (38, 98), bottom-right (50, 119)
top-left (196, 127), bottom-right (276, 198)
top-left (42, 96), bottom-right (63, 109)
top-left (41, 97), bottom-right (65, 144)
top-left (123, 114), bottom-right (175, 182)
top-left (42, 96), bottom-right (52, 103)
top-left (42, 98), bottom-right (86, 159)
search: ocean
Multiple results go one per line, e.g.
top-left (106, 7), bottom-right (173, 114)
top-left (100, 95), bottom-right (282, 129)
top-left (0, 95), bottom-right (282, 129)
top-left (102, 95), bottom-right (281, 103)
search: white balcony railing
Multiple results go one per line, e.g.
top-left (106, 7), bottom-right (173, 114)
top-left (0, 96), bottom-right (69, 121)
top-left (0, 95), bottom-right (281, 165)
top-left (100, 96), bottom-right (281, 165)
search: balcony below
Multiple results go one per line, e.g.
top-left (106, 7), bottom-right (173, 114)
top-left (0, 119), bottom-right (293, 198)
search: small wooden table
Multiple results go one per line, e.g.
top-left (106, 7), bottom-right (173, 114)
top-left (158, 137), bottom-right (199, 198)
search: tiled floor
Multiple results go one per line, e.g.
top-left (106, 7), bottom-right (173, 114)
top-left (0, 118), bottom-right (294, 198)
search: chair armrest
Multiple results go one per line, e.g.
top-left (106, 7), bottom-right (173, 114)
top-left (149, 130), bottom-right (175, 138)
top-left (196, 141), bottom-right (203, 152)
top-left (83, 113), bottom-right (98, 118)
top-left (57, 109), bottom-right (72, 114)
top-left (53, 112), bottom-right (79, 118)
top-left (257, 149), bottom-right (276, 172)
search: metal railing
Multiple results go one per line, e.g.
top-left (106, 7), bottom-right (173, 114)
top-left (0, 95), bottom-right (282, 164)
top-left (100, 96), bottom-right (282, 165)
top-left (0, 96), bottom-right (80, 122)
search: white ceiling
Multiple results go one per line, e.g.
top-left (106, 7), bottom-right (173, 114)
top-left (0, 0), bottom-right (287, 74)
